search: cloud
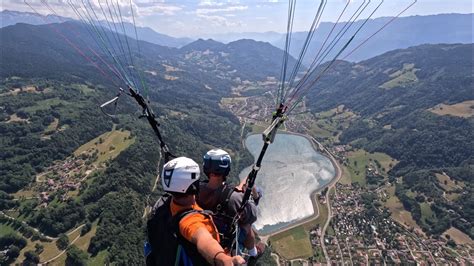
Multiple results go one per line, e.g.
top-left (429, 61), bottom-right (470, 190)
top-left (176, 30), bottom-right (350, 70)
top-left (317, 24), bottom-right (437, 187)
top-left (254, 0), bottom-right (285, 8)
top-left (197, 0), bottom-right (242, 7)
top-left (197, 14), bottom-right (241, 27)
top-left (198, 1), bottom-right (226, 7)
top-left (3, 0), bottom-right (79, 18)
top-left (196, 5), bottom-right (247, 15)
top-left (134, 0), bottom-right (183, 16)
top-left (2, 0), bottom-right (182, 21)
top-left (85, 0), bottom-right (182, 18)
top-left (137, 4), bottom-right (182, 16)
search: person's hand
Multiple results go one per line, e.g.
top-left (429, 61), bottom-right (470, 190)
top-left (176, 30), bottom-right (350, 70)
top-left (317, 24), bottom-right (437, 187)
top-left (236, 178), bottom-right (248, 191)
top-left (231, 255), bottom-right (245, 265)
top-left (215, 253), bottom-right (245, 265)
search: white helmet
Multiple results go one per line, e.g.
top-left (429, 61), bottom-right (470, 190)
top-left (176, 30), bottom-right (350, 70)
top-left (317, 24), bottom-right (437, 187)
top-left (162, 157), bottom-right (200, 194)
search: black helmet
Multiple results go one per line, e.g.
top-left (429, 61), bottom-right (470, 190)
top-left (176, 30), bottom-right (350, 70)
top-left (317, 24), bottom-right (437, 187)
top-left (203, 149), bottom-right (231, 177)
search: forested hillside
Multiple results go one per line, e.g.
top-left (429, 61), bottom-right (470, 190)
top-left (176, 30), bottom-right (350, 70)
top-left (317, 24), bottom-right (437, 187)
top-left (0, 22), bottom-right (283, 264)
top-left (306, 43), bottom-right (473, 238)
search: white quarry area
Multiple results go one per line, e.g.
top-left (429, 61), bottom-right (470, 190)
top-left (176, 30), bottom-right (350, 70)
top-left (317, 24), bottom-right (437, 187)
top-left (239, 133), bottom-right (335, 234)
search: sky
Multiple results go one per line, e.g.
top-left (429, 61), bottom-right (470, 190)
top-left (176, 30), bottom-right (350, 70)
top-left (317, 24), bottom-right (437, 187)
top-left (2, 0), bottom-right (473, 37)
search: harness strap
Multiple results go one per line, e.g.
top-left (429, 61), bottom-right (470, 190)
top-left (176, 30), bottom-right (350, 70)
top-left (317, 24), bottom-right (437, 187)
top-left (174, 245), bottom-right (182, 266)
top-left (172, 208), bottom-right (214, 266)
top-left (216, 185), bottom-right (235, 214)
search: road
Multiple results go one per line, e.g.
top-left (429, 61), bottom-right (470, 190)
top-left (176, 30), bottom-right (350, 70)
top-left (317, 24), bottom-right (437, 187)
top-left (320, 191), bottom-right (331, 264)
top-left (346, 239), bottom-right (355, 265)
top-left (308, 135), bottom-right (343, 265)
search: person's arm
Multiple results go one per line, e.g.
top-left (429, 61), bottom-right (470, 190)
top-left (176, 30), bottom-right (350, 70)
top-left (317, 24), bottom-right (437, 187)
top-left (237, 178), bottom-right (261, 201)
top-left (191, 227), bottom-right (245, 265)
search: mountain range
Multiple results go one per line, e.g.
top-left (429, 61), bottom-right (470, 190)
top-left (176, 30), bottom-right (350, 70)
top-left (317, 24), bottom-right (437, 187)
top-left (205, 14), bottom-right (473, 63)
top-left (2, 10), bottom-right (473, 62)
top-left (0, 10), bottom-right (192, 48)
top-left (0, 22), bottom-right (298, 91)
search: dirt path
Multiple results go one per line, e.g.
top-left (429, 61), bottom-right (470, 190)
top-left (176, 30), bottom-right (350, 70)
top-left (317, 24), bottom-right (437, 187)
top-left (271, 253), bottom-right (281, 266)
top-left (66, 224), bottom-right (85, 236)
top-left (2, 211), bottom-right (87, 264)
top-left (1, 211), bottom-right (57, 241)
top-left (42, 233), bottom-right (82, 264)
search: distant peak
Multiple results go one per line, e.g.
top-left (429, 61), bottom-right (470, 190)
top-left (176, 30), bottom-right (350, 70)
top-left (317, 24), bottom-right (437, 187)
top-left (181, 38), bottom-right (225, 51)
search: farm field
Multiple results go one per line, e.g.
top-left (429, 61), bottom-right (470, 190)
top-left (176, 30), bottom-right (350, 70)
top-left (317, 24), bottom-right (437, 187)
top-left (47, 222), bottom-right (100, 265)
top-left (74, 129), bottom-right (135, 166)
top-left (436, 173), bottom-right (465, 191)
top-left (2, 217), bottom-right (98, 265)
top-left (383, 185), bottom-right (423, 234)
top-left (270, 226), bottom-right (313, 260)
top-left (70, 83), bottom-right (95, 94)
top-left (5, 113), bottom-right (29, 123)
top-left (380, 63), bottom-right (419, 89)
top-left (220, 96), bottom-right (248, 106)
top-left (420, 202), bottom-right (435, 223)
top-left (270, 198), bottom-right (329, 261)
top-left (0, 85), bottom-right (42, 96)
top-left (309, 105), bottom-right (357, 144)
top-left (21, 98), bottom-right (69, 113)
top-left (345, 149), bottom-right (397, 186)
top-left (339, 166), bottom-right (352, 185)
top-left (428, 100), bottom-right (474, 118)
top-left (443, 227), bottom-right (474, 245)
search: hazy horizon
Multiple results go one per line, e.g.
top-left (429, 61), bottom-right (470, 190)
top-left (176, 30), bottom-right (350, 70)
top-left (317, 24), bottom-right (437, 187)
top-left (2, 0), bottom-right (472, 38)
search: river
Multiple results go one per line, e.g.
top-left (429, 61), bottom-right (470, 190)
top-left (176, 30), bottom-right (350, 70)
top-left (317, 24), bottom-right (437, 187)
top-left (239, 133), bottom-right (336, 235)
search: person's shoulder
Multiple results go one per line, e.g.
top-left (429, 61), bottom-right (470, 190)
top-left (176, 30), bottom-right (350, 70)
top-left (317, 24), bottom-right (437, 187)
top-left (179, 206), bottom-right (211, 225)
top-left (179, 209), bottom-right (215, 234)
top-left (228, 188), bottom-right (246, 201)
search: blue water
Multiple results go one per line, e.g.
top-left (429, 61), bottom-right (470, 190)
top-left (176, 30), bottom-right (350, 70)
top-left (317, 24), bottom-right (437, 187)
top-left (239, 133), bottom-right (336, 235)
